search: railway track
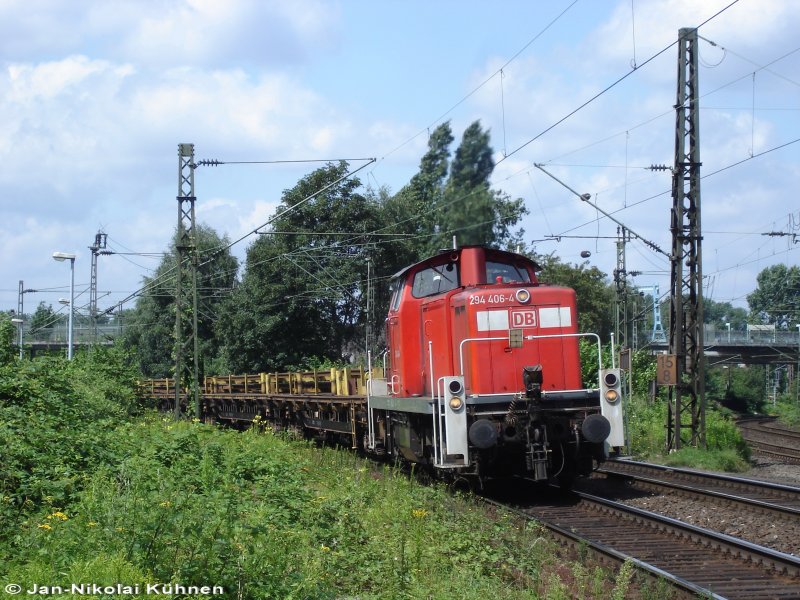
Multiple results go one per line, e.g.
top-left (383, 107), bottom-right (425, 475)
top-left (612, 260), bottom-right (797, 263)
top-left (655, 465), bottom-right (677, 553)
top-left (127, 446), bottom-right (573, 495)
top-left (739, 417), bottom-right (800, 464)
top-left (596, 458), bottom-right (800, 518)
top-left (483, 482), bottom-right (800, 599)
top-left (582, 458), bottom-right (800, 558)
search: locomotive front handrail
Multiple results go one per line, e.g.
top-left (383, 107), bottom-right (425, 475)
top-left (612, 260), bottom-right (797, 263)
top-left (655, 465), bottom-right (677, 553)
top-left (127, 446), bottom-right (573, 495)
top-left (367, 350), bottom-right (375, 450)
top-left (428, 341), bottom-right (435, 402)
top-left (433, 379), bottom-right (442, 466)
top-left (458, 332), bottom-right (603, 390)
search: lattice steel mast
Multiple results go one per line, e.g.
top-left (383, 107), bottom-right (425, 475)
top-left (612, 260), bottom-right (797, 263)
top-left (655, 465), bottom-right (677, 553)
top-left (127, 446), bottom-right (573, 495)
top-left (89, 231), bottom-right (108, 342)
top-left (174, 143), bottom-right (201, 418)
top-left (17, 280), bottom-right (24, 358)
top-left (614, 226), bottom-right (629, 351)
top-left (667, 28), bottom-right (705, 450)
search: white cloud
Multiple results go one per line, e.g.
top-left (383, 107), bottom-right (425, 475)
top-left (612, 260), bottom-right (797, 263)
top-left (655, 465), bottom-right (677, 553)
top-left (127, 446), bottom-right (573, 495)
top-left (238, 199), bottom-right (281, 236)
top-left (591, 0), bottom-right (799, 75)
top-left (0, 0), bottom-right (340, 68)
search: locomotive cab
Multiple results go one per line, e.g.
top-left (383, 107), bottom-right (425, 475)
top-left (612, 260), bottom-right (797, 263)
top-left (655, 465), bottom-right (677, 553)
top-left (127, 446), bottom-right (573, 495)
top-left (367, 246), bottom-right (623, 484)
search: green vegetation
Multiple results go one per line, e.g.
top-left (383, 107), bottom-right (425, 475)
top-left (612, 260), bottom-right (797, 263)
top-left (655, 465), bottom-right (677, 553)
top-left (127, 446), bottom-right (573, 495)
top-left (578, 341), bottom-right (745, 466)
top-left (539, 258), bottom-right (615, 344)
top-left (591, 346), bottom-right (753, 472)
top-left (120, 224), bottom-right (238, 378)
top-left (213, 162), bottom-right (381, 374)
top-left (2, 349), bottom-right (647, 599)
top-left (626, 394), bottom-right (750, 471)
top-left (768, 382), bottom-right (800, 427)
top-left (747, 263), bottom-right (800, 327)
top-left (772, 400), bottom-right (800, 427)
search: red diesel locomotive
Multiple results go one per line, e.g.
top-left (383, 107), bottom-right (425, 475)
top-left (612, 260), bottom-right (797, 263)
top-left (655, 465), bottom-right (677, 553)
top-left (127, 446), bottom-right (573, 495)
top-left (364, 245), bottom-right (623, 483)
top-left (139, 245), bottom-right (623, 486)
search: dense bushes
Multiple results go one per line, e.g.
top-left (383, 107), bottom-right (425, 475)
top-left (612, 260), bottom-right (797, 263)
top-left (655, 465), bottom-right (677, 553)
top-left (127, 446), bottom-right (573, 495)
top-left (0, 349), bottom-right (138, 550)
top-left (625, 394), bottom-right (750, 471)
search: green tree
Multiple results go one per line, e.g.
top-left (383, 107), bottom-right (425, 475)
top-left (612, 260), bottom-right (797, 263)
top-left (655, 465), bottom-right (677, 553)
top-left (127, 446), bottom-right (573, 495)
top-left (439, 121), bottom-right (527, 248)
top-left (0, 314), bottom-right (16, 365)
top-left (747, 264), bottom-right (800, 328)
top-left (381, 120), bottom-right (526, 272)
top-left (29, 301), bottom-right (57, 335)
top-left (216, 162), bottom-right (381, 372)
top-left (703, 298), bottom-right (748, 341)
top-left (706, 364), bottom-right (766, 413)
top-left (704, 298), bottom-right (748, 328)
top-left (122, 224), bottom-right (238, 377)
top-left (536, 254), bottom-right (615, 341)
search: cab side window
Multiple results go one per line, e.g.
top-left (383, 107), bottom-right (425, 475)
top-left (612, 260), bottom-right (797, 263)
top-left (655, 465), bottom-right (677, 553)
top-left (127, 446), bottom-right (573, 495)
top-left (389, 278), bottom-right (406, 311)
top-left (411, 263), bottom-right (459, 298)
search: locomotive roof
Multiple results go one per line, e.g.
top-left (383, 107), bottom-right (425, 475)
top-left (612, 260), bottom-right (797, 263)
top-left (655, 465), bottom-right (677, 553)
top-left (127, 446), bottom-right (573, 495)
top-left (389, 245), bottom-right (541, 281)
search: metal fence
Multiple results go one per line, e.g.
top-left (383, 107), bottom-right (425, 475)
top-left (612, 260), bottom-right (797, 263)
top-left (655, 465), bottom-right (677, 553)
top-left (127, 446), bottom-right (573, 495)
top-left (23, 323), bottom-right (123, 344)
top-left (704, 325), bottom-right (800, 346)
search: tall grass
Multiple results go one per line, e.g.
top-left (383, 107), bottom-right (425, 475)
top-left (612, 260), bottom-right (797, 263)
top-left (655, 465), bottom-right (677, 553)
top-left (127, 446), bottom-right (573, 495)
top-left (625, 393), bottom-right (750, 471)
top-left (1, 350), bottom-right (641, 599)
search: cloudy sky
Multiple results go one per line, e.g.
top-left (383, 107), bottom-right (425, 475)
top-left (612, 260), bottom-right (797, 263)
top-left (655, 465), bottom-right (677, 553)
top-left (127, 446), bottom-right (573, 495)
top-left (1, 0), bottom-right (798, 326)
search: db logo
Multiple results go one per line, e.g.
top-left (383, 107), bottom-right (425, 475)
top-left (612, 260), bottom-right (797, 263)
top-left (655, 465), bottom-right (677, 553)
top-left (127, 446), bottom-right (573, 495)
top-left (511, 310), bottom-right (536, 328)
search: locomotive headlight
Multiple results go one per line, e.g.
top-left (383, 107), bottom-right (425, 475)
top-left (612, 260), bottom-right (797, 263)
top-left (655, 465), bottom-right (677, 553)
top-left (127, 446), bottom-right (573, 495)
top-left (449, 396), bottom-right (464, 411)
top-left (515, 289), bottom-right (531, 304)
top-left (601, 370), bottom-right (621, 404)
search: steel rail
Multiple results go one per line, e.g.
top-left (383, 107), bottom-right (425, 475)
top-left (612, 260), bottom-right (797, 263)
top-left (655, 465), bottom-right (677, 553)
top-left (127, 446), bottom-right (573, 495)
top-left (600, 458), bottom-right (800, 514)
top-left (484, 486), bottom-right (800, 599)
top-left (574, 491), bottom-right (800, 578)
top-left (475, 493), bottom-right (716, 600)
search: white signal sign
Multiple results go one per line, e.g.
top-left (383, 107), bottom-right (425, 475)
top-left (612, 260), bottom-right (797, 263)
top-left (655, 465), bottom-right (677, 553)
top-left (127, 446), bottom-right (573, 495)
top-left (510, 309), bottom-right (537, 328)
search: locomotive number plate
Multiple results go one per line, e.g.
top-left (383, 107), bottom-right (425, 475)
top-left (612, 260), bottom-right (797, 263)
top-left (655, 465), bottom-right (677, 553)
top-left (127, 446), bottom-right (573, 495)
top-left (469, 293), bottom-right (511, 305)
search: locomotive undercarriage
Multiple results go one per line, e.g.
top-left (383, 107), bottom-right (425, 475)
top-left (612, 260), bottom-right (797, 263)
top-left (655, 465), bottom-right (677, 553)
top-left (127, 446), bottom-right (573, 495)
top-left (376, 400), bottom-right (606, 483)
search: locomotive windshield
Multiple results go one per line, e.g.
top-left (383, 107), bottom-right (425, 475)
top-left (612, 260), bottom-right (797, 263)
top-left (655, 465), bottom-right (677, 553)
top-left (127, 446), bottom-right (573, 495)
top-left (411, 261), bottom-right (459, 298)
top-left (486, 260), bottom-right (531, 283)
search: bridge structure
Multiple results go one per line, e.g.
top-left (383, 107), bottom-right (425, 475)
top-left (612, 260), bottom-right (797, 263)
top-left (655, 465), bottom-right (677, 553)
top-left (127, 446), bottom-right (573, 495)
top-left (648, 326), bottom-right (800, 366)
top-left (17, 324), bottom-right (121, 357)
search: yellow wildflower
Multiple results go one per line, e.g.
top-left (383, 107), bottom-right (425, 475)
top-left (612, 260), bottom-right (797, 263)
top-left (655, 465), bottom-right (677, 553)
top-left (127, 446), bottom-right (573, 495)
top-left (87, 522), bottom-right (98, 527)
top-left (38, 523), bottom-right (52, 531)
top-left (320, 545), bottom-right (331, 552)
top-left (48, 511), bottom-right (68, 521)
top-left (159, 500), bottom-right (172, 508)
top-left (411, 509), bottom-right (429, 519)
